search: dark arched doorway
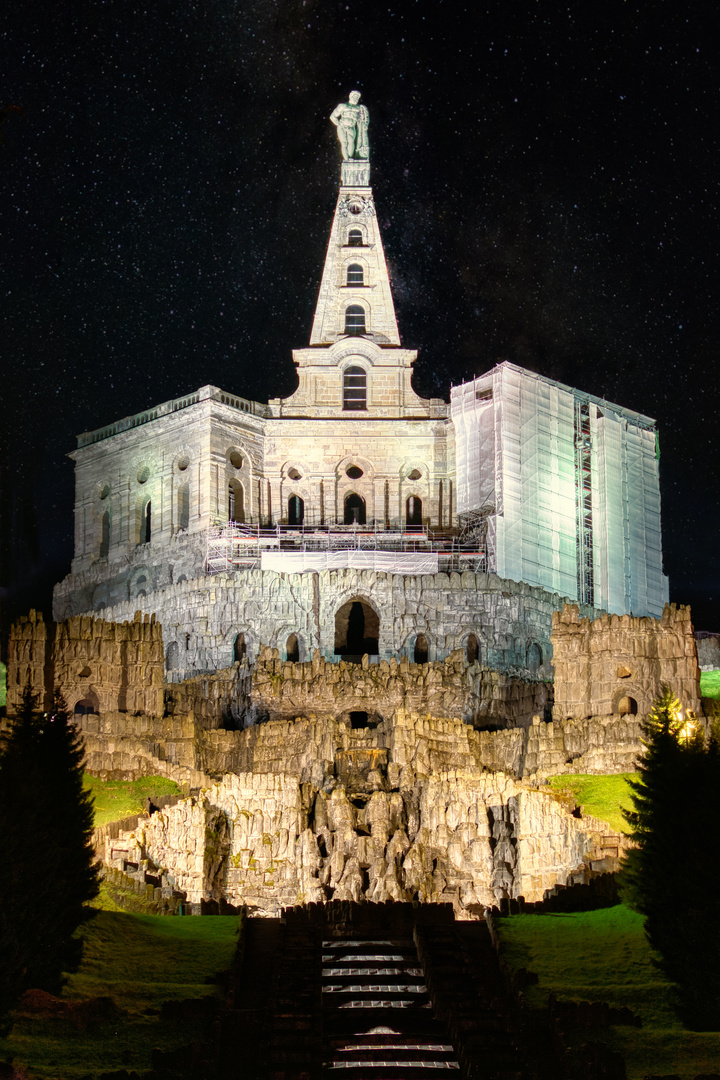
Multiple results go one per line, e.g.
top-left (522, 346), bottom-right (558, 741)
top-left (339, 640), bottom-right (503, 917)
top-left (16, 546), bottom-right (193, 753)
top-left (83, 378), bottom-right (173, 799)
top-left (466, 633), bottom-right (479, 664)
top-left (335, 598), bottom-right (379, 658)
top-left (288, 495), bottom-right (304, 526)
top-left (414, 634), bottom-right (429, 664)
top-left (286, 633), bottom-right (300, 662)
top-left (74, 694), bottom-right (99, 717)
top-left (344, 492), bottom-right (366, 525)
top-left (233, 633), bottom-right (247, 662)
top-left (406, 495), bottom-right (422, 527)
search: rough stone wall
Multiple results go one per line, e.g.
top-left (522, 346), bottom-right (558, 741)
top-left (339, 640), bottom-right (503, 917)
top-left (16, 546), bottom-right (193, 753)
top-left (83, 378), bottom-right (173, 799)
top-left (6, 610), bottom-right (165, 716)
top-left (107, 750), bottom-right (629, 917)
top-left (56, 567), bottom-right (595, 680)
top-left (250, 646), bottom-right (550, 728)
top-left (551, 602), bottom-right (702, 720)
top-left (696, 632), bottom-right (720, 672)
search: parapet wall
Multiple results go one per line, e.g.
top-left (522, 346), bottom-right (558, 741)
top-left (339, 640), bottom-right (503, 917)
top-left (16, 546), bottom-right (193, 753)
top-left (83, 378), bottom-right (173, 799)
top-left (55, 567), bottom-right (598, 680)
top-left (551, 602), bottom-right (701, 720)
top-left (250, 646), bottom-right (550, 729)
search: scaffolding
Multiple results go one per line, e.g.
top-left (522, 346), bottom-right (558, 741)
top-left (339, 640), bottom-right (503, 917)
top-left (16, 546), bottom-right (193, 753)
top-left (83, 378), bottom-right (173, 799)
top-left (574, 400), bottom-right (594, 606)
top-left (450, 361), bottom-right (668, 617)
top-left (206, 521), bottom-right (487, 576)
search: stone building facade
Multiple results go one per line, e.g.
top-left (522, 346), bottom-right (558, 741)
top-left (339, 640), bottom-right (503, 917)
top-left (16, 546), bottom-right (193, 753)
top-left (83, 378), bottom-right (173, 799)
top-left (53, 136), bottom-right (667, 690)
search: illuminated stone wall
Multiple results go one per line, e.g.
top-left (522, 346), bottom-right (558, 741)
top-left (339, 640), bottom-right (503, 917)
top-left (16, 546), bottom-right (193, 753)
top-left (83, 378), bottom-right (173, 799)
top-left (55, 568), bottom-right (581, 679)
top-left (6, 609), bottom-right (165, 717)
top-left (551, 602), bottom-right (702, 720)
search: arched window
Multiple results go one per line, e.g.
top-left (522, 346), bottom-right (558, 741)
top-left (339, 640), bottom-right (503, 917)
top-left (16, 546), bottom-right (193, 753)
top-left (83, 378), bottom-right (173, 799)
top-left (288, 495), bottom-right (304, 526)
top-left (178, 484), bottom-right (190, 531)
top-left (344, 493), bottom-right (366, 525)
top-left (406, 495), bottom-right (422, 527)
top-left (335, 598), bottom-right (379, 657)
top-left (344, 305), bottom-right (366, 336)
top-left (228, 480), bottom-right (245, 523)
top-left (414, 634), bottom-right (429, 664)
top-left (466, 633), bottom-right (479, 664)
top-left (74, 695), bottom-right (99, 717)
top-left (139, 500), bottom-right (151, 544)
top-left (166, 642), bottom-right (180, 671)
top-left (346, 263), bottom-right (364, 285)
top-left (617, 695), bottom-right (638, 715)
top-left (286, 634), bottom-right (300, 663)
top-left (348, 229), bottom-right (363, 246)
top-left (343, 366), bottom-right (367, 410)
top-left (527, 643), bottom-right (543, 671)
top-left (99, 511), bottom-right (110, 557)
top-left (233, 633), bottom-right (247, 663)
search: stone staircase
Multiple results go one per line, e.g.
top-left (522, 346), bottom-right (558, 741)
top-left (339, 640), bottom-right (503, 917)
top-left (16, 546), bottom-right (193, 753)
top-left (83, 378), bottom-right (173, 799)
top-left (323, 934), bottom-right (460, 1077)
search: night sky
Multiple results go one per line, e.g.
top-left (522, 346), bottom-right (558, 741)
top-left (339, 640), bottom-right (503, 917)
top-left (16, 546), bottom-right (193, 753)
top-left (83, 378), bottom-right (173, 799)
top-left (2, 1), bottom-right (719, 636)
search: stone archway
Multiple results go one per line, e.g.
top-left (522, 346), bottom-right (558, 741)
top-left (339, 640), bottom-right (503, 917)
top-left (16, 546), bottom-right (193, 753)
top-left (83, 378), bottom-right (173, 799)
top-left (335, 598), bottom-right (379, 657)
top-left (344, 492), bottom-right (366, 525)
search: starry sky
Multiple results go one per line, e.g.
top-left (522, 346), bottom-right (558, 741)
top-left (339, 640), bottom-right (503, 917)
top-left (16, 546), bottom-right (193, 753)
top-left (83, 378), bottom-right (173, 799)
top-left (2, 0), bottom-right (719, 634)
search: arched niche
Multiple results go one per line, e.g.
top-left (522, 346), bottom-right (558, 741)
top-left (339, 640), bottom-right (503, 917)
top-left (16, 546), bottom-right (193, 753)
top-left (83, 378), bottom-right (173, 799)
top-left (74, 692), bottom-right (100, 717)
top-left (414, 633), bottom-right (429, 664)
top-left (344, 492), bottom-right (366, 525)
top-left (288, 495), bottom-right (305, 526)
top-left (233, 633), bottom-right (247, 663)
top-left (466, 633), bottom-right (479, 664)
top-left (286, 633), bottom-right (300, 663)
top-left (335, 598), bottom-right (379, 658)
top-left (228, 479), bottom-right (245, 524)
top-left (527, 643), bottom-right (543, 671)
top-left (406, 495), bottom-right (422, 527)
top-left (166, 642), bottom-right (180, 671)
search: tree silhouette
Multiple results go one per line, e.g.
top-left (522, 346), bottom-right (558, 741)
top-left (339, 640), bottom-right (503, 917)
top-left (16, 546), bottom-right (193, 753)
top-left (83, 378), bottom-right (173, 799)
top-left (0, 688), bottom-right (99, 1033)
top-left (623, 685), bottom-right (720, 1030)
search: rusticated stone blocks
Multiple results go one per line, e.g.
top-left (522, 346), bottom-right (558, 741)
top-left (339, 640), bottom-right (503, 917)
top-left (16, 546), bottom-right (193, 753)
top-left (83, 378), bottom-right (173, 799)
top-left (551, 602), bottom-right (702, 720)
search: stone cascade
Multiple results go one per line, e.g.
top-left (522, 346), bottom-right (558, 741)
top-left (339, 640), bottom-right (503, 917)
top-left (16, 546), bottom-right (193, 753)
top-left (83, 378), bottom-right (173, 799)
top-left (551, 602), bottom-right (702, 720)
top-left (105, 721), bottom-right (630, 917)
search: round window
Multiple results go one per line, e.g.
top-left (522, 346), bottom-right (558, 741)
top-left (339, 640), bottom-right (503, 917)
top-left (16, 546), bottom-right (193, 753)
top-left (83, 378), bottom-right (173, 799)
top-left (177, 457), bottom-right (190, 472)
top-left (99, 484), bottom-right (110, 500)
top-left (408, 469), bottom-right (422, 481)
top-left (346, 465), bottom-right (363, 479)
top-left (229, 450), bottom-right (243, 469)
top-left (137, 467), bottom-right (150, 484)
top-left (288, 468), bottom-right (302, 481)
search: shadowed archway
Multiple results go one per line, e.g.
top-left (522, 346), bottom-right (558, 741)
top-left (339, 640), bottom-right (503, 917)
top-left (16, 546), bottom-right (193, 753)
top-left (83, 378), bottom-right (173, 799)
top-left (335, 598), bottom-right (379, 657)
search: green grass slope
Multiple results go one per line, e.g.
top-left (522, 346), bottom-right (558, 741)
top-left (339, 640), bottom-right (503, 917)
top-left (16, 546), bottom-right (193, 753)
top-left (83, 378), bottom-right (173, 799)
top-left (84, 773), bottom-right (182, 827)
top-left (0, 910), bottom-right (240, 1079)
top-left (700, 668), bottom-right (720, 700)
top-left (545, 772), bottom-right (636, 833)
top-left (498, 905), bottom-right (720, 1079)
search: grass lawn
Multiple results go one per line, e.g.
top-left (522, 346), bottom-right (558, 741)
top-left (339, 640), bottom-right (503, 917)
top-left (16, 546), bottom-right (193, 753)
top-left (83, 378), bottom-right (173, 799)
top-left (0, 910), bottom-right (240, 1079)
top-left (700, 668), bottom-right (720, 699)
top-left (545, 772), bottom-right (636, 833)
top-left (498, 905), bottom-right (720, 1079)
top-left (84, 773), bottom-right (182, 827)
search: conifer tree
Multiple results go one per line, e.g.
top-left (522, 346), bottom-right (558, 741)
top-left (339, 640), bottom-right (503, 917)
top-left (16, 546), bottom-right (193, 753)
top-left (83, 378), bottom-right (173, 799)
top-left (624, 685), bottom-right (720, 1030)
top-left (0, 688), bottom-right (99, 1033)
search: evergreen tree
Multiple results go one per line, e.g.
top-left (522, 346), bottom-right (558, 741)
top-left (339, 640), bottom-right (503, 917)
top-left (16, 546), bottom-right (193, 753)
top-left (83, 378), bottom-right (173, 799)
top-left (623, 685), bottom-right (720, 1030)
top-left (0, 688), bottom-right (100, 1033)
